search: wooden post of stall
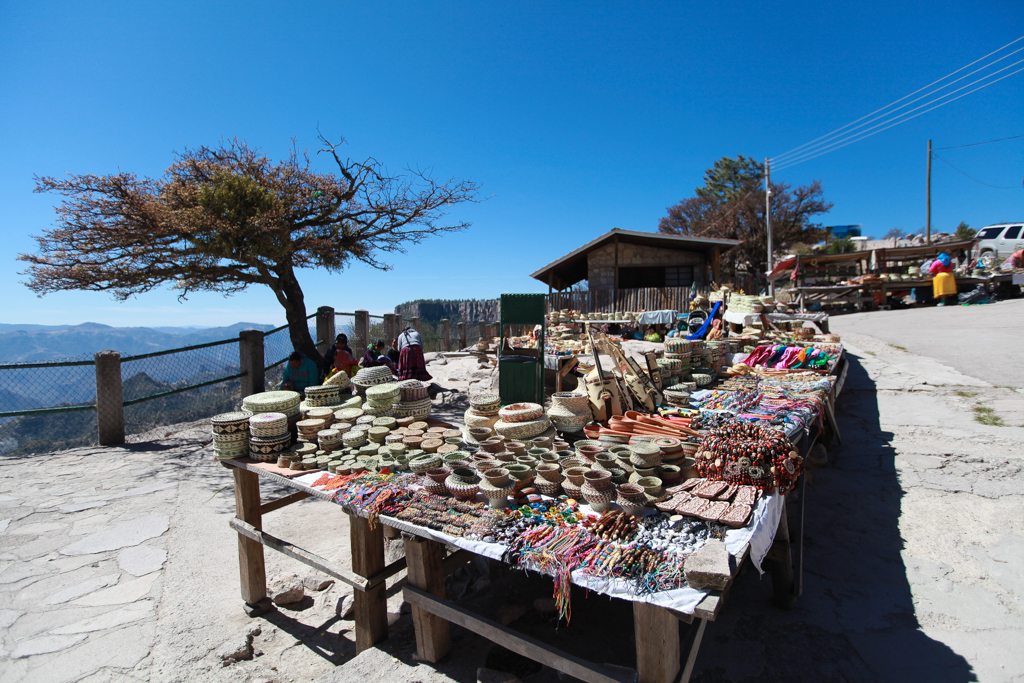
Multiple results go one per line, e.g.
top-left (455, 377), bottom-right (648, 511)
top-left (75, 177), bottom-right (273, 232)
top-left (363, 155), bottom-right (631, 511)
top-left (402, 535), bottom-right (451, 662)
top-left (613, 233), bottom-right (620, 310)
top-left (634, 603), bottom-right (681, 683)
top-left (232, 468), bottom-right (269, 614)
top-left (349, 515), bottom-right (388, 651)
top-left (711, 247), bottom-right (721, 285)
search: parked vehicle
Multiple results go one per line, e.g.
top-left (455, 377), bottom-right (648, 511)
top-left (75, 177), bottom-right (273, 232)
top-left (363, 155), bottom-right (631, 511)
top-left (975, 222), bottom-right (1024, 267)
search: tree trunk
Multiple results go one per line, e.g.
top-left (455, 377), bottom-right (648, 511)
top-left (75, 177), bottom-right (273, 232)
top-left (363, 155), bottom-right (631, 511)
top-left (277, 266), bottom-right (322, 366)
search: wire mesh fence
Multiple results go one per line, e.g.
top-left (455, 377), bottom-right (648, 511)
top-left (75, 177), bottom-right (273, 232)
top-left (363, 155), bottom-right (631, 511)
top-left (263, 326), bottom-right (293, 371)
top-left (418, 320), bottom-right (445, 353)
top-left (120, 338), bottom-right (243, 435)
top-left (0, 356), bottom-right (98, 456)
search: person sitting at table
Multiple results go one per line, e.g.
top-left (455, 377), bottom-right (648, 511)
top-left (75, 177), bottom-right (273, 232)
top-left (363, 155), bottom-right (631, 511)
top-left (322, 334), bottom-right (353, 379)
top-left (362, 340), bottom-right (396, 371)
top-left (333, 346), bottom-right (359, 378)
top-left (386, 338), bottom-right (401, 364)
top-left (281, 352), bottom-right (319, 396)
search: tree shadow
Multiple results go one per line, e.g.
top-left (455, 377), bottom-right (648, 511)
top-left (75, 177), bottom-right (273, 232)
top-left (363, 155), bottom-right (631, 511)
top-left (690, 352), bottom-right (977, 682)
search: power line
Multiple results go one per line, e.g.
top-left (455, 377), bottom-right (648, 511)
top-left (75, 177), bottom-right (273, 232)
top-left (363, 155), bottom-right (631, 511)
top-left (774, 59), bottom-right (1024, 170)
top-left (931, 151), bottom-right (1021, 189)
top-left (934, 133), bottom-right (1024, 150)
top-left (770, 36), bottom-right (1024, 165)
top-left (772, 38), bottom-right (1024, 165)
top-left (773, 62), bottom-right (1024, 171)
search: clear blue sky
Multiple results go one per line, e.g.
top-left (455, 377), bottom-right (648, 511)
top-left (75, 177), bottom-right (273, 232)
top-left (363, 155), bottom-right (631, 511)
top-left (2, 1), bottom-right (1022, 328)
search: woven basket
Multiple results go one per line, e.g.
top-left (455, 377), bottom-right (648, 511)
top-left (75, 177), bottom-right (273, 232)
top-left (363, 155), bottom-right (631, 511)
top-left (498, 403), bottom-right (544, 423)
top-left (550, 392), bottom-right (589, 413)
top-left (493, 415), bottom-right (551, 440)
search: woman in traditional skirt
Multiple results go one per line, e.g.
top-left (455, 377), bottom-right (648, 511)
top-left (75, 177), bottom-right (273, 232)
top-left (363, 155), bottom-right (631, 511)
top-left (928, 252), bottom-right (957, 306)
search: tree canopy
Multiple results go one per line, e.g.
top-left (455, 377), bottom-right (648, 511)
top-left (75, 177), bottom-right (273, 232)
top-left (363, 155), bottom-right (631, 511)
top-left (659, 155), bottom-right (831, 285)
top-left (21, 136), bottom-right (480, 361)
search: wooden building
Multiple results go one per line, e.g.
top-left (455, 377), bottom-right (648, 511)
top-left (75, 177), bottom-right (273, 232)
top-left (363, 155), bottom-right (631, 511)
top-left (530, 229), bottom-right (740, 311)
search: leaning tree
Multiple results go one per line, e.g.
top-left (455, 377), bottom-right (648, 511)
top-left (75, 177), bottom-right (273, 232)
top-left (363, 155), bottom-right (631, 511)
top-left (20, 136), bottom-right (480, 362)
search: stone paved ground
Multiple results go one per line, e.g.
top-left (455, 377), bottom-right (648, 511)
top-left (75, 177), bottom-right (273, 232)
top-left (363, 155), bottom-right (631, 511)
top-left (1, 335), bottom-right (1022, 683)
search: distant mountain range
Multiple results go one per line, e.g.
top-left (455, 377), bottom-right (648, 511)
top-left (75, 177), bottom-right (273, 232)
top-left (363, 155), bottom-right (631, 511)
top-left (0, 322), bottom-right (278, 363)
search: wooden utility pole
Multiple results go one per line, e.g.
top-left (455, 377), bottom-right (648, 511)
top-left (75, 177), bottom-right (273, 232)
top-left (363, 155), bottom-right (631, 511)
top-left (926, 139), bottom-right (932, 245)
top-left (765, 158), bottom-right (773, 295)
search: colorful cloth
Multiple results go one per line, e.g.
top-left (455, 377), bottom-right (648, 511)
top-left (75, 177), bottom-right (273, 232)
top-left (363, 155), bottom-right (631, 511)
top-left (932, 272), bottom-right (957, 298)
top-left (334, 349), bottom-right (359, 377)
top-left (398, 344), bottom-right (432, 381)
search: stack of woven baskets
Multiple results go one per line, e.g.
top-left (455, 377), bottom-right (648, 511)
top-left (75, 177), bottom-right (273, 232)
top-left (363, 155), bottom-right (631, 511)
top-left (464, 393), bottom-right (501, 431)
top-left (242, 390), bottom-right (301, 420)
top-left (493, 402), bottom-right (552, 440)
top-left (210, 411), bottom-right (252, 460)
top-left (248, 412), bottom-right (292, 462)
top-left (363, 382), bottom-right (399, 417)
top-left (546, 392), bottom-right (591, 433)
top-left (394, 380), bottom-right (431, 419)
top-left (352, 366), bottom-right (394, 394)
top-left (304, 384), bottom-right (341, 408)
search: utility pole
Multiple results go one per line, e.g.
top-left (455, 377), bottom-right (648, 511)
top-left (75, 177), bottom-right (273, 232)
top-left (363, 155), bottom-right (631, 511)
top-left (765, 157), bottom-right (773, 295)
top-left (926, 139), bottom-right (932, 245)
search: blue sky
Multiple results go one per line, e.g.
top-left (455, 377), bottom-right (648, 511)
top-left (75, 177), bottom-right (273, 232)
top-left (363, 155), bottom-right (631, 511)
top-left (1, 1), bottom-right (1022, 328)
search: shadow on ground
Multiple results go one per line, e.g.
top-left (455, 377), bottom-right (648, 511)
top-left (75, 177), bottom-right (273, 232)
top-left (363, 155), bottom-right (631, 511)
top-left (689, 352), bottom-right (976, 683)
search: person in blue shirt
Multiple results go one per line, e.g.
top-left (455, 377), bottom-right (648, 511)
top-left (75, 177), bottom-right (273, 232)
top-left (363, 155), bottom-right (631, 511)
top-left (281, 352), bottom-right (319, 396)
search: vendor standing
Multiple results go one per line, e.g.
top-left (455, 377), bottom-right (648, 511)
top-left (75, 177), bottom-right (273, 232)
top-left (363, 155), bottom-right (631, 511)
top-left (397, 326), bottom-right (433, 382)
top-left (929, 252), bottom-right (957, 306)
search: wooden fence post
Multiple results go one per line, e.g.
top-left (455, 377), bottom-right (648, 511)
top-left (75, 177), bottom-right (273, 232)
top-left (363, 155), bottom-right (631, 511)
top-left (440, 319), bottom-right (450, 352)
top-left (354, 310), bottom-right (370, 357)
top-left (316, 306), bottom-right (335, 355)
top-left (457, 322), bottom-right (466, 350)
top-left (411, 316), bottom-right (421, 332)
top-left (95, 350), bottom-right (124, 446)
top-left (239, 330), bottom-right (265, 398)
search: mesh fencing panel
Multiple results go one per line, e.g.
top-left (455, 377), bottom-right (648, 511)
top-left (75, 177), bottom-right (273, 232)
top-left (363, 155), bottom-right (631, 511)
top-left (0, 356), bottom-right (98, 456)
top-left (120, 340), bottom-right (243, 435)
top-left (418, 321), bottom-right (444, 353)
top-left (263, 327), bottom-right (293, 370)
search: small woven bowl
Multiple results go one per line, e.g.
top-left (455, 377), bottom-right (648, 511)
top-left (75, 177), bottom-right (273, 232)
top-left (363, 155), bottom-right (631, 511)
top-left (425, 467), bottom-right (451, 483)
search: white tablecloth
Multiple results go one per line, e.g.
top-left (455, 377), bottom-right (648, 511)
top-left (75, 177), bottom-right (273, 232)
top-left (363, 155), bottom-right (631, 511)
top-left (295, 472), bottom-right (784, 615)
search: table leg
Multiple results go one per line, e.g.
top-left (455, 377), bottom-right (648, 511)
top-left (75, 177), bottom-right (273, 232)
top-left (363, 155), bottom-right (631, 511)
top-left (767, 500), bottom-right (796, 608)
top-left (232, 468), bottom-right (268, 611)
top-left (403, 535), bottom-right (451, 662)
top-left (349, 514), bottom-right (388, 652)
top-left (680, 618), bottom-right (708, 683)
top-left (633, 602), bottom-right (680, 683)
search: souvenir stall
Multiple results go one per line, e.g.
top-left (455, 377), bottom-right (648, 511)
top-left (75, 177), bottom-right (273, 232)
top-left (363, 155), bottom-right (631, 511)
top-left (214, 319), bottom-right (848, 683)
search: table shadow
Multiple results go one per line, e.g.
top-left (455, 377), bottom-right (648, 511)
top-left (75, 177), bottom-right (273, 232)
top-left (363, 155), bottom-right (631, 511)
top-left (690, 352), bottom-right (976, 682)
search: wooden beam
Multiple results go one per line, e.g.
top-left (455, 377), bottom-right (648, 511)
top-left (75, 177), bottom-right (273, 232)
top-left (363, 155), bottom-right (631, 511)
top-left (634, 602), bottom-right (680, 683)
top-left (230, 518), bottom-right (370, 591)
top-left (403, 536), bottom-right (451, 662)
top-left (402, 585), bottom-right (634, 683)
top-left (680, 619), bottom-right (708, 683)
top-left (350, 514), bottom-right (388, 652)
top-left (232, 468), bottom-right (267, 606)
top-left (259, 491), bottom-right (310, 515)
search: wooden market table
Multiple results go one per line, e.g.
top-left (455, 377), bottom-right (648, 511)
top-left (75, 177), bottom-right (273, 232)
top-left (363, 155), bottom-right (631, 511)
top-left (219, 451), bottom-right (804, 683)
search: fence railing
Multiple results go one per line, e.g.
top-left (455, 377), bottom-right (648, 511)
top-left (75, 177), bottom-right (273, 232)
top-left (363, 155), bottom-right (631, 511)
top-left (547, 286), bottom-right (708, 313)
top-left (0, 306), bottom-right (503, 456)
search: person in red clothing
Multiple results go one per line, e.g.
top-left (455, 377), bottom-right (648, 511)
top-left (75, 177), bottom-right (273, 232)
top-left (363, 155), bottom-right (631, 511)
top-left (929, 252), bottom-right (956, 306)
